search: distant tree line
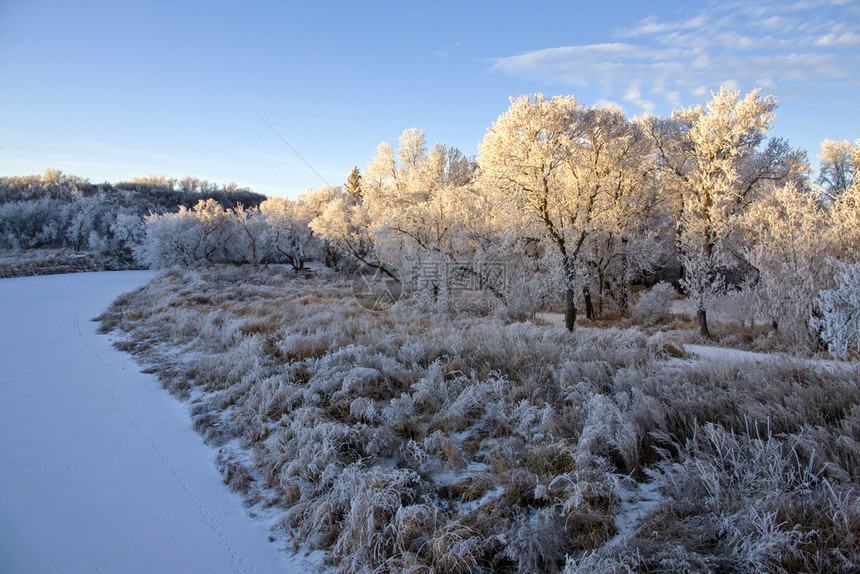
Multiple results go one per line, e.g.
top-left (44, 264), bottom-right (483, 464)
top-left (0, 170), bottom-right (265, 264)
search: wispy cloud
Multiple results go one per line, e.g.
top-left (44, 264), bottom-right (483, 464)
top-left (490, 0), bottom-right (860, 113)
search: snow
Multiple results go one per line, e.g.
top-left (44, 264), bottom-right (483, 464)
top-left (610, 476), bottom-right (665, 544)
top-left (683, 343), bottom-right (775, 363)
top-left (0, 271), bottom-right (316, 574)
top-left (684, 343), bottom-right (858, 373)
top-left (535, 312), bottom-right (566, 328)
top-left (460, 485), bottom-right (505, 514)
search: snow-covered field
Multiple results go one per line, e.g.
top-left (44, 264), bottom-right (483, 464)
top-left (0, 271), bottom-right (313, 574)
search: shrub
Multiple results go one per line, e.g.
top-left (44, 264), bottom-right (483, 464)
top-left (632, 282), bottom-right (676, 325)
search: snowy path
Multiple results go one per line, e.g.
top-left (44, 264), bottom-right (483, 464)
top-left (683, 343), bottom-right (777, 363)
top-left (0, 272), bottom-right (310, 574)
top-left (684, 343), bottom-right (858, 373)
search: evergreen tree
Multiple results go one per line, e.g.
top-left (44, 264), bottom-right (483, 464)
top-left (344, 166), bottom-right (363, 203)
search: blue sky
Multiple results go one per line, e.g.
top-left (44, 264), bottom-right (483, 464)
top-left (1, 0), bottom-right (858, 198)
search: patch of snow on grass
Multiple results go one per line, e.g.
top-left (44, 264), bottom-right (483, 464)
top-left (611, 476), bottom-right (666, 543)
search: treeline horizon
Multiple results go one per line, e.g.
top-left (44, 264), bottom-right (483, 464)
top-left (0, 170), bottom-right (267, 207)
top-left (0, 170), bottom-right (267, 263)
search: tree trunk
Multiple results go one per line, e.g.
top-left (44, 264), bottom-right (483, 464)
top-left (584, 285), bottom-right (595, 321)
top-left (565, 287), bottom-right (577, 332)
top-left (598, 271), bottom-right (606, 316)
top-left (696, 304), bottom-right (711, 339)
top-left (617, 286), bottom-right (629, 312)
top-left (618, 238), bottom-right (629, 311)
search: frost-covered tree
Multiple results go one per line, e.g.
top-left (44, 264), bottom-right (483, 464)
top-left (814, 260), bottom-right (860, 360)
top-left (0, 170), bottom-right (269, 267)
top-left (310, 189), bottom-right (398, 278)
top-left (361, 129), bottom-right (473, 210)
top-left (369, 136), bottom-right (475, 276)
top-left (314, 129), bottom-right (477, 290)
top-left (397, 127), bottom-right (427, 186)
top-left (817, 139), bottom-right (856, 202)
top-left (829, 143), bottom-right (860, 263)
top-left (363, 141), bottom-right (400, 203)
top-left (135, 206), bottom-right (204, 267)
top-left (65, 195), bottom-right (105, 251)
top-left (478, 95), bottom-right (585, 330)
top-left (648, 87), bottom-right (800, 338)
top-left (109, 212), bottom-right (146, 264)
top-left (259, 197), bottom-right (319, 270)
top-left (478, 95), bottom-right (657, 330)
top-left (135, 198), bottom-right (240, 267)
top-left (232, 205), bottom-right (269, 265)
top-left (741, 182), bottom-right (834, 345)
top-left (177, 175), bottom-right (209, 194)
top-left (363, 129), bottom-right (426, 209)
top-left (41, 169), bottom-right (87, 195)
top-left (190, 198), bottom-right (235, 262)
top-left (122, 173), bottom-right (177, 190)
top-left (574, 110), bottom-right (660, 317)
top-left (0, 198), bottom-right (69, 249)
top-left (296, 185), bottom-right (346, 268)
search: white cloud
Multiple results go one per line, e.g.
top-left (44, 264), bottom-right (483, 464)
top-left (722, 79), bottom-right (741, 92)
top-left (623, 14), bottom-right (708, 38)
top-left (815, 32), bottom-right (860, 47)
top-left (490, 43), bottom-right (687, 94)
top-left (624, 82), bottom-right (655, 112)
top-left (692, 54), bottom-right (709, 69)
top-left (760, 16), bottom-right (791, 31)
top-left (664, 90), bottom-right (682, 107)
top-left (594, 97), bottom-right (624, 110)
top-left (489, 0), bottom-right (860, 113)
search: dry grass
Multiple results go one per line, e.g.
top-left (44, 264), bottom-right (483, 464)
top-left (100, 265), bottom-right (860, 573)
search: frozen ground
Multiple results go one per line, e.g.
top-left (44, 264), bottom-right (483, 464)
top-left (0, 271), bottom-right (315, 574)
